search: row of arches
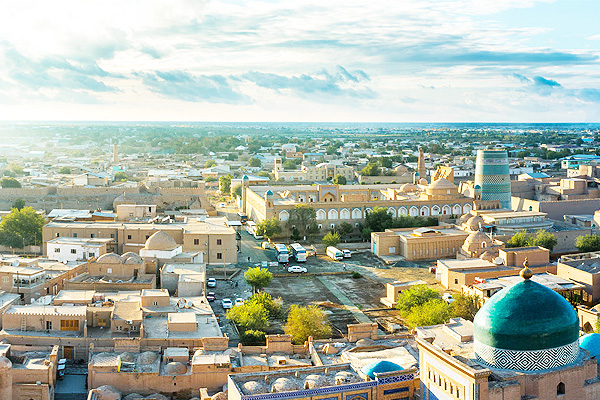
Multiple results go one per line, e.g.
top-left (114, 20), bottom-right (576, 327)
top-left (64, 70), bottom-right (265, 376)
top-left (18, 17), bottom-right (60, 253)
top-left (278, 203), bottom-right (473, 221)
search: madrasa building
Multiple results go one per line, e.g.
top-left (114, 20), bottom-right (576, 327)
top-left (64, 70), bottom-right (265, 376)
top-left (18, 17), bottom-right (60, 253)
top-left (416, 260), bottom-right (600, 400)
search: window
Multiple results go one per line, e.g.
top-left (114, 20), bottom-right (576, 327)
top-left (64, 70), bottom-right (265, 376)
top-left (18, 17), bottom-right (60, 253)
top-left (127, 235), bottom-right (132, 240)
top-left (54, 248), bottom-right (60, 253)
top-left (217, 253), bottom-right (222, 260)
top-left (153, 301), bottom-right (158, 306)
top-left (217, 239), bottom-right (222, 245)
top-left (557, 382), bottom-right (565, 395)
top-left (46, 321), bottom-right (52, 330)
top-left (194, 239), bottom-right (199, 245)
top-left (73, 233), bottom-right (77, 238)
top-left (90, 234), bottom-right (95, 238)
top-left (116, 325), bottom-right (122, 331)
top-left (56, 233), bottom-right (60, 237)
top-left (60, 320), bottom-right (79, 331)
top-left (107, 268), bottom-right (112, 274)
top-left (130, 325), bottom-right (136, 331)
top-left (2, 276), bottom-right (8, 284)
top-left (98, 318), bottom-right (107, 326)
top-left (146, 235), bottom-right (150, 240)
top-left (455, 279), bottom-right (458, 284)
top-left (110, 234), bottom-right (115, 238)
top-left (71, 249), bottom-right (77, 254)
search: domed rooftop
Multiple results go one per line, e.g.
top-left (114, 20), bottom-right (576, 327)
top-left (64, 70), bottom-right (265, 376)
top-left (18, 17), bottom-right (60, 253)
top-left (462, 231), bottom-right (492, 254)
top-left (466, 215), bottom-right (484, 232)
top-left (400, 183), bottom-right (417, 193)
top-left (96, 253), bottom-right (124, 264)
top-left (474, 262), bottom-right (579, 371)
top-left (164, 361), bottom-right (187, 375)
top-left (144, 231), bottom-right (178, 251)
top-left (580, 333), bottom-right (600, 363)
top-left (271, 377), bottom-right (299, 392)
top-left (428, 177), bottom-right (457, 190)
top-left (361, 360), bottom-right (403, 379)
top-left (0, 355), bottom-right (12, 368)
top-left (122, 252), bottom-right (143, 264)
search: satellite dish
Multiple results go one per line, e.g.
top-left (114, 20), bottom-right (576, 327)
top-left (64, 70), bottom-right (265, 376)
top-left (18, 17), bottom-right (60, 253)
top-left (186, 300), bottom-right (193, 308)
top-left (494, 257), bottom-right (503, 265)
top-left (166, 265), bottom-right (175, 273)
top-left (12, 260), bottom-right (19, 267)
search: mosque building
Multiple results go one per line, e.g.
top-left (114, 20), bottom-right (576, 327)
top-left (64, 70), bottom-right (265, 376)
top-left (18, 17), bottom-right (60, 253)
top-left (417, 260), bottom-right (600, 400)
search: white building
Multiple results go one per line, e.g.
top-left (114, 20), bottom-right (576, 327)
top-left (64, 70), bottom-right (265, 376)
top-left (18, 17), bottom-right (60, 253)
top-left (47, 237), bottom-right (113, 263)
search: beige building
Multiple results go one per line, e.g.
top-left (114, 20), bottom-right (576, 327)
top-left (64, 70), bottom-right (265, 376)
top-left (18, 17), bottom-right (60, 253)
top-left (43, 216), bottom-right (237, 264)
top-left (273, 158), bottom-right (355, 182)
top-left (557, 251), bottom-right (600, 305)
top-left (380, 280), bottom-right (427, 308)
top-left (371, 226), bottom-right (469, 261)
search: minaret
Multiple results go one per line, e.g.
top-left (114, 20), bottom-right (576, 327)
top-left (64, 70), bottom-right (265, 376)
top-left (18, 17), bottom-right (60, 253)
top-left (112, 143), bottom-right (119, 163)
top-left (241, 175), bottom-right (249, 214)
top-left (417, 148), bottom-right (427, 182)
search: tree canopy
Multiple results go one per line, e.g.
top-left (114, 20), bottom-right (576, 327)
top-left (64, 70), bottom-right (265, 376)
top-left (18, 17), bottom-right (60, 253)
top-left (505, 229), bottom-right (557, 250)
top-left (332, 174), bottom-right (347, 185)
top-left (287, 205), bottom-right (319, 239)
top-left (284, 305), bottom-right (332, 344)
top-left (11, 198), bottom-right (25, 210)
top-left (244, 267), bottom-right (273, 293)
top-left (405, 299), bottom-right (452, 328)
top-left (396, 285), bottom-right (441, 315)
top-left (360, 162), bottom-right (381, 176)
top-left (576, 234), bottom-right (600, 253)
top-left (322, 231), bottom-right (341, 247)
top-left (232, 184), bottom-right (242, 199)
top-left (249, 157), bottom-right (262, 167)
top-left (0, 206), bottom-right (45, 248)
top-left (256, 217), bottom-right (281, 240)
top-left (361, 207), bottom-right (437, 239)
top-left (1, 177), bottom-right (21, 188)
top-left (219, 173), bottom-right (233, 194)
top-left (204, 159), bottom-right (217, 168)
top-left (226, 302), bottom-right (269, 331)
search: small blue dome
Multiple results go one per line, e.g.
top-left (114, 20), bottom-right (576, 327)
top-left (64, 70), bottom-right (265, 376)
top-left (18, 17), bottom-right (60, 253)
top-left (360, 360), bottom-right (403, 379)
top-left (580, 333), bottom-right (600, 363)
top-left (243, 175), bottom-right (249, 180)
top-left (474, 184), bottom-right (481, 190)
top-left (265, 190), bottom-right (273, 196)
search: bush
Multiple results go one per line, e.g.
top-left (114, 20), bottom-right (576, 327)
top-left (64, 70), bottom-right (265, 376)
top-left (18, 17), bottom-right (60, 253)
top-left (284, 305), bottom-right (332, 344)
top-left (351, 271), bottom-right (362, 279)
top-left (240, 330), bottom-right (266, 345)
top-left (322, 231), bottom-right (341, 247)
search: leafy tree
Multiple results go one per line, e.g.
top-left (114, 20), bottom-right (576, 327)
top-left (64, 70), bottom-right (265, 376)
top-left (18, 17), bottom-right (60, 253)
top-left (219, 173), bottom-right (233, 194)
top-left (244, 267), bottom-right (273, 293)
top-left (451, 293), bottom-right (481, 321)
top-left (258, 171), bottom-right (270, 177)
top-left (247, 292), bottom-right (282, 319)
top-left (0, 206), bottom-right (45, 248)
top-left (529, 229), bottom-right (557, 251)
top-left (396, 284), bottom-right (441, 316)
top-left (360, 162), bottom-right (381, 176)
top-left (283, 160), bottom-right (297, 170)
top-left (332, 174), bottom-right (347, 185)
top-left (363, 207), bottom-right (394, 233)
top-left (249, 157), bottom-right (262, 167)
top-left (323, 231), bottom-right (340, 247)
top-left (287, 205), bottom-right (319, 239)
top-left (284, 305), bottom-right (332, 344)
top-left (58, 166), bottom-right (72, 174)
top-left (405, 299), bottom-right (452, 329)
top-left (576, 234), bottom-right (600, 252)
top-left (240, 329), bottom-right (266, 345)
top-left (232, 184), bottom-right (242, 199)
top-left (1, 177), bottom-right (21, 188)
top-left (256, 217), bottom-right (281, 240)
top-left (506, 230), bottom-right (528, 248)
top-left (226, 302), bottom-right (269, 331)
top-left (11, 198), bottom-right (26, 210)
top-left (379, 157), bottom-right (393, 168)
top-left (205, 176), bottom-right (217, 182)
top-left (336, 222), bottom-right (354, 237)
top-left (113, 171), bottom-right (127, 181)
top-left (204, 159), bottom-right (217, 168)
top-left (290, 227), bottom-right (301, 241)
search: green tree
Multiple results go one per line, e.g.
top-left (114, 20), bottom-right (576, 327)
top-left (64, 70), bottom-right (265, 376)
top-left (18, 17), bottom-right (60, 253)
top-left (332, 174), bottom-right (347, 185)
top-left (249, 157), bottom-right (262, 167)
top-left (506, 230), bottom-right (528, 248)
top-left (205, 176), bottom-right (217, 182)
top-left (58, 166), bottom-right (72, 174)
top-left (379, 157), bottom-right (393, 168)
top-left (287, 205), bottom-right (319, 239)
top-left (323, 231), bottom-right (340, 247)
top-left (113, 171), bottom-right (127, 181)
top-left (11, 198), bottom-right (26, 210)
top-left (405, 299), bottom-right (452, 329)
top-left (244, 267), bottom-right (273, 293)
top-left (529, 229), bottom-right (557, 251)
top-left (451, 293), bottom-right (481, 321)
top-left (283, 159), bottom-right (297, 170)
top-left (226, 302), bottom-right (269, 331)
top-left (0, 177), bottom-right (21, 188)
top-left (247, 292), bottom-right (282, 319)
top-left (239, 329), bottom-right (266, 345)
top-left (256, 217), bottom-right (281, 240)
top-left (360, 162), bottom-right (381, 176)
top-left (336, 222), bottom-right (354, 237)
top-left (204, 159), bottom-right (217, 168)
top-left (0, 206), bottom-right (45, 248)
top-left (396, 284), bottom-right (441, 316)
top-left (232, 184), bottom-right (242, 199)
top-left (219, 173), bottom-right (233, 194)
top-left (576, 234), bottom-right (600, 252)
top-left (363, 207), bottom-right (394, 233)
top-left (284, 305), bottom-right (332, 344)
top-left (290, 226), bottom-right (301, 241)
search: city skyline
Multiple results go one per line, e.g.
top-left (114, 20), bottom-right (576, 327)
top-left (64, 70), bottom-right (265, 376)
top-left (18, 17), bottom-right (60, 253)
top-left (0, 0), bottom-right (598, 122)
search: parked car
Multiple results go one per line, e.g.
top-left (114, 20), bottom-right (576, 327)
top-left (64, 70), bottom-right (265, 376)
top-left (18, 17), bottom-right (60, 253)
top-left (222, 298), bottom-right (233, 309)
top-left (207, 278), bottom-right (217, 288)
top-left (207, 292), bottom-right (216, 302)
top-left (288, 265), bottom-right (307, 273)
top-left (442, 293), bottom-right (455, 304)
top-left (235, 298), bottom-right (245, 307)
top-left (342, 249), bottom-right (352, 258)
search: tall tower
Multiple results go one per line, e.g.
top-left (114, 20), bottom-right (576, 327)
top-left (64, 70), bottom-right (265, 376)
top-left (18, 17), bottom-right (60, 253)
top-left (475, 149), bottom-right (511, 209)
top-left (417, 148), bottom-right (427, 182)
top-left (112, 142), bottom-right (119, 163)
top-left (241, 175), bottom-right (249, 214)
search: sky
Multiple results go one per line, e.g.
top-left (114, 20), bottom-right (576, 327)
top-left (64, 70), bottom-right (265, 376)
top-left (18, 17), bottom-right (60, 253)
top-left (0, 0), bottom-right (599, 122)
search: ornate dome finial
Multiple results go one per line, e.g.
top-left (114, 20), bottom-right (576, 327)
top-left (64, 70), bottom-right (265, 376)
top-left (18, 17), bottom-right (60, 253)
top-left (520, 257), bottom-right (532, 280)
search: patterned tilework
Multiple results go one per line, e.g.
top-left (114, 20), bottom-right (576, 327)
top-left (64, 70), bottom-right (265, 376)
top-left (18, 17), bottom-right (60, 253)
top-left (474, 150), bottom-right (511, 209)
top-left (241, 381), bottom-right (376, 400)
top-left (474, 339), bottom-right (579, 371)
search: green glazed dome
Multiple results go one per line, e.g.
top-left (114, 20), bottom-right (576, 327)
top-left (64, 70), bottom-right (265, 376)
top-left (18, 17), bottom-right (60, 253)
top-left (473, 278), bottom-right (578, 351)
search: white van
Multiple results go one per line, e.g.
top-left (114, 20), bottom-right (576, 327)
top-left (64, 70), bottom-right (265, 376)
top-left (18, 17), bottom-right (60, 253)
top-left (326, 246), bottom-right (344, 261)
top-left (342, 249), bottom-right (351, 258)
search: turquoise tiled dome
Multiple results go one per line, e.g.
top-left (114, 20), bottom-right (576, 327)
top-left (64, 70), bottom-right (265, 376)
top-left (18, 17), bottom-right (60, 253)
top-left (580, 333), bottom-right (600, 363)
top-left (474, 278), bottom-right (578, 351)
top-left (360, 360), bottom-right (403, 379)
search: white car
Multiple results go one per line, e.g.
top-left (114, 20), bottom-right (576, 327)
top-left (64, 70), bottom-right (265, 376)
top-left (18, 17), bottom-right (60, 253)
top-left (288, 265), bottom-right (307, 273)
top-left (222, 298), bottom-right (233, 309)
top-left (342, 249), bottom-right (352, 258)
top-left (442, 293), bottom-right (455, 304)
top-left (235, 298), bottom-right (245, 307)
top-left (207, 278), bottom-right (217, 288)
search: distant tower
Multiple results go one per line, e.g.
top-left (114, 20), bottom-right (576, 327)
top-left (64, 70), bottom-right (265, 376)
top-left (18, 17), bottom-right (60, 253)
top-left (241, 175), bottom-right (249, 214)
top-left (112, 142), bottom-right (119, 164)
top-left (417, 148), bottom-right (427, 182)
top-left (475, 150), bottom-right (511, 209)
top-left (274, 157), bottom-right (283, 172)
